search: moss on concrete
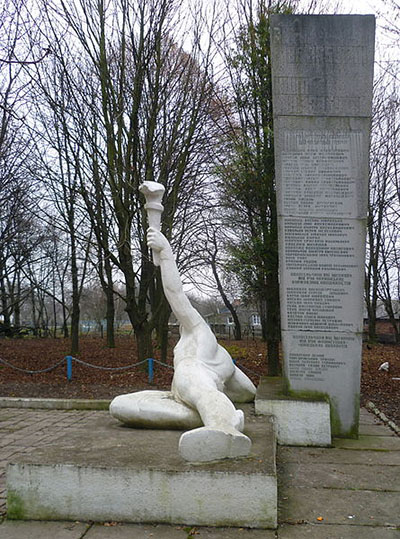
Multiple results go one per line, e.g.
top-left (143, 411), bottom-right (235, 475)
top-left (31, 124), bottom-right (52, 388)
top-left (282, 376), bottom-right (361, 438)
top-left (283, 377), bottom-right (330, 404)
top-left (330, 395), bottom-right (360, 439)
top-left (7, 490), bottom-right (26, 520)
top-left (259, 377), bottom-right (328, 403)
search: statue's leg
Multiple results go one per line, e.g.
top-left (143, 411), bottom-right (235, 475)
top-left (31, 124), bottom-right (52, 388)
top-left (224, 366), bottom-right (257, 403)
top-left (109, 390), bottom-right (202, 430)
top-left (172, 361), bottom-right (251, 462)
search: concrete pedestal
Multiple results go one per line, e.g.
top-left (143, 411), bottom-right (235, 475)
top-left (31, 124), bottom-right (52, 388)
top-left (255, 378), bottom-right (331, 447)
top-left (6, 406), bottom-right (277, 529)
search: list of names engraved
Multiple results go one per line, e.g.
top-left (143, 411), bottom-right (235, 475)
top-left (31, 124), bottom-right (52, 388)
top-left (286, 334), bottom-right (357, 382)
top-left (281, 130), bottom-right (362, 217)
top-left (282, 217), bottom-right (362, 332)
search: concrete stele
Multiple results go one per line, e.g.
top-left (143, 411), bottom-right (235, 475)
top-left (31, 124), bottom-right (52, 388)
top-left (270, 15), bottom-right (375, 437)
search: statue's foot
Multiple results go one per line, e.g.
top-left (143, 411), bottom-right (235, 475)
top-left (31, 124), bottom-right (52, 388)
top-left (179, 426), bottom-right (251, 462)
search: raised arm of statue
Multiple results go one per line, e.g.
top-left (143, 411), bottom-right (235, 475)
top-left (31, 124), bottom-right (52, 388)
top-left (147, 227), bottom-right (203, 331)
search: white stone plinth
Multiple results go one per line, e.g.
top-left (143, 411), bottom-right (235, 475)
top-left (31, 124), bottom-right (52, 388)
top-left (7, 409), bottom-right (277, 529)
top-left (255, 377), bottom-right (331, 447)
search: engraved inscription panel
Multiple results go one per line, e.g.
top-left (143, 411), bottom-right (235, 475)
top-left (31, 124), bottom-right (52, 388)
top-left (280, 217), bottom-right (364, 333)
top-left (274, 95), bottom-right (365, 118)
top-left (282, 330), bottom-right (362, 433)
top-left (271, 15), bottom-right (375, 435)
top-left (270, 15), bottom-right (375, 116)
top-left (286, 333), bottom-right (357, 382)
top-left (280, 130), bottom-right (363, 217)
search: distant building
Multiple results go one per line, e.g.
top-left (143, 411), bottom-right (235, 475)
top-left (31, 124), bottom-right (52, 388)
top-left (363, 300), bottom-right (400, 343)
top-left (167, 298), bottom-right (262, 339)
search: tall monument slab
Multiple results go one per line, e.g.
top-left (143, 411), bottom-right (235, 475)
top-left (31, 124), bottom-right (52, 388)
top-left (270, 15), bottom-right (375, 436)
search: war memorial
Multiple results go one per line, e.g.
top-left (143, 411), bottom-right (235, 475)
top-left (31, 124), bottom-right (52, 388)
top-left (6, 14), bottom-right (376, 530)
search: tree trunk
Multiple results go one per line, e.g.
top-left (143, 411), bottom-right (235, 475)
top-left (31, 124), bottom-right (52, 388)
top-left (104, 256), bottom-right (115, 348)
top-left (210, 250), bottom-right (242, 341)
top-left (31, 289), bottom-right (39, 337)
top-left (125, 284), bottom-right (154, 362)
top-left (135, 323), bottom-right (154, 362)
top-left (14, 271), bottom-right (21, 327)
top-left (105, 286), bottom-right (115, 348)
top-left (52, 284), bottom-right (57, 338)
top-left (70, 302), bottom-right (80, 355)
top-left (264, 256), bottom-right (281, 376)
top-left (367, 292), bottom-right (378, 343)
top-left (0, 271), bottom-right (11, 335)
top-left (156, 300), bottom-right (171, 363)
top-left (368, 310), bottom-right (377, 342)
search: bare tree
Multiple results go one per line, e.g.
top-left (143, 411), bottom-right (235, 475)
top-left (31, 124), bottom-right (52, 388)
top-left (212, 0), bottom-right (287, 374)
top-left (0, 0), bottom-right (46, 334)
top-left (27, 0), bottom-right (223, 361)
top-left (366, 66), bottom-right (399, 342)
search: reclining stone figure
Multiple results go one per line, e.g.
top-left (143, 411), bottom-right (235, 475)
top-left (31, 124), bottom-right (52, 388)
top-left (110, 182), bottom-right (256, 462)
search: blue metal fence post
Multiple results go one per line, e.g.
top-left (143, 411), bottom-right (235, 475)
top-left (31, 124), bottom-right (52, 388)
top-left (66, 356), bottom-right (73, 381)
top-left (148, 358), bottom-right (154, 384)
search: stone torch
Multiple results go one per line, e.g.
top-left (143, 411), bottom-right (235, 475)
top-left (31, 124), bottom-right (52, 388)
top-left (139, 181), bottom-right (165, 266)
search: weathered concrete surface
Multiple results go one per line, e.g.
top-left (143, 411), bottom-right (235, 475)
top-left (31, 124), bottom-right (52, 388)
top-left (1, 405), bottom-right (399, 537)
top-left (270, 15), bottom-right (375, 118)
top-left (280, 462), bottom-right (400, 491)
top-left (6, 407), bottom-right (277, 528)
top-left (0, 397), bottom-right (111, 410)
top-left (0, 520), bottom-right (278, 538)
top-left (360, 422), bottom-right (399, 436)
top-left (256, 377), bottom-right (331, 446)
top-left (334, 434), bottom-right (400, 451)
top-left (277, 411), bottom-right (400, 535)
top-left (278, 523), bottom-right (400, 538)
top-left (279, 487), bottom-right (400, 527)
top-left (279, 445), bottom-right (400, 466)
top-left (0, 520), bottom-right (90, 539)
top-left (84, 523), bottom-right (277, 538)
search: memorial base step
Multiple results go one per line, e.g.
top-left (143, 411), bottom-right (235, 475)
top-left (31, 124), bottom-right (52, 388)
top-left (255, 377), bottom-right (331, 446)
top-left (6, 406), bottom-right (277, 529)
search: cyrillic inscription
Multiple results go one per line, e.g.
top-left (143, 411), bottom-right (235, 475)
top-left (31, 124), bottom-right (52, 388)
top-left (287, 334), bottom-right (356, 382)
top-left (281, 130), bottom-right (362, 216)
top-left (282, 217), bottom-right (360, 332)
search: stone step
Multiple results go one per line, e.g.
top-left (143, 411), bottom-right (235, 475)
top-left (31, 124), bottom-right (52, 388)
top-left (255, 377), bottom-right (331, 446)
top-left (6, 407), bottom-right (277, 529)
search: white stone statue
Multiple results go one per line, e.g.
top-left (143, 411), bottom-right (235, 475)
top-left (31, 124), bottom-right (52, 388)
top-left (110, 181), bottom-right (256, 462)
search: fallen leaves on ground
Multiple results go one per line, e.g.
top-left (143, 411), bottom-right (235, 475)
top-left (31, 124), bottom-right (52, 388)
top-left (0, 336), bottom-right (398, 426)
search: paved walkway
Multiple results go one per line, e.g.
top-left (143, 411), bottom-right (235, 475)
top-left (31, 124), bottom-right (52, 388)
top-left (0, 407), bottom-right (399, 538)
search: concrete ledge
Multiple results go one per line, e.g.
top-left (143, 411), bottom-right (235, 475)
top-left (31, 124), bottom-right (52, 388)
top-left (6, 408), bottom-right (277, 529)
top-left (0, 397), bottom-right (111, 410)
top-left (255, 377), bottom-right (331, 447)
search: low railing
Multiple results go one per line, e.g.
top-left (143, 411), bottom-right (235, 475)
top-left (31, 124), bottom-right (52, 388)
top-left (0, 356), bottom-right (172, 384)
top-left (0, 356), bottom-right (260, 384)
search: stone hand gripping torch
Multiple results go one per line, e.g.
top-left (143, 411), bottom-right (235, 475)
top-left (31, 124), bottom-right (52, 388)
top-left (139, 181), bottom-right (165, 267)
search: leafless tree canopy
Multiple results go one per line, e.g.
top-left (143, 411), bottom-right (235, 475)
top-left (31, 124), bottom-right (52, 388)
top-left (0, 0), bottom-right (399, 355)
